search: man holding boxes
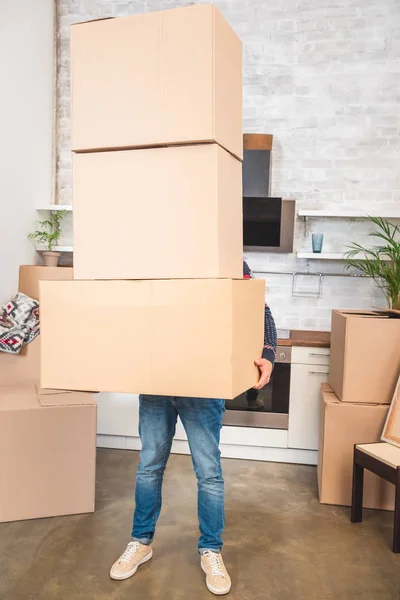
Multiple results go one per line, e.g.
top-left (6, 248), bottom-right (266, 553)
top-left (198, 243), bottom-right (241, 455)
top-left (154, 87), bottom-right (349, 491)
top-left (109, 261), bottom-right (277, 595)
top-left (39, 4), bottom-right (278, 596)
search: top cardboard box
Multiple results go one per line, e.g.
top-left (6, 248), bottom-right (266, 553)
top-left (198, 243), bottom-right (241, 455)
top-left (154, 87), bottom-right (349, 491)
top-left (329, 310), bottom-right (400, 405)
top-left (70, 4), bottom-right (243, 160)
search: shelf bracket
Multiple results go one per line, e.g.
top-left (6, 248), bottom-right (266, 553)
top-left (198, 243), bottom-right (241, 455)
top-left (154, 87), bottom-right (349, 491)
top-left (302, 215), bottom-right (309, 237)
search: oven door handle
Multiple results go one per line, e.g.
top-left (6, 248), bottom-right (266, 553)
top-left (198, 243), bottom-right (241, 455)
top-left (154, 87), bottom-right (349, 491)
top-left (308, 370), bottom-right (328, 375)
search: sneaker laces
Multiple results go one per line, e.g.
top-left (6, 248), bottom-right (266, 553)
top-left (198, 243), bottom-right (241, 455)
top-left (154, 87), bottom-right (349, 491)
top-left (204, 551), bottom-right (225, 577)
top-left (120, 541), bottom-right (140, 563)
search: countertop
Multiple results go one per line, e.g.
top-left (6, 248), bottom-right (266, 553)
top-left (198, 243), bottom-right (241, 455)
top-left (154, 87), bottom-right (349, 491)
top-left (277, 330), bottom-right (331, 348)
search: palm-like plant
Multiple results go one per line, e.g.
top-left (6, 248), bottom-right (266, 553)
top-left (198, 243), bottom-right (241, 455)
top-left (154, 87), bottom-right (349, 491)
top-left (344, 216), bottom-right (400, 311)
top-left (29, 210), bottom-right (67, 251)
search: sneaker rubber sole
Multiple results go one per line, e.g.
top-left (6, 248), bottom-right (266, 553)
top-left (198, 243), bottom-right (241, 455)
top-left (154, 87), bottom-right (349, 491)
top-left (110, 550), bottom-right (153, 581)
top-left (201, 563), bottom-right (231, 595)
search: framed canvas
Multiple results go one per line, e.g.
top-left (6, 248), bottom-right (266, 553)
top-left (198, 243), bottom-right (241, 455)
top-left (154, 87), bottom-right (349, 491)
top-left (381, 374), bottom-right (400, 447)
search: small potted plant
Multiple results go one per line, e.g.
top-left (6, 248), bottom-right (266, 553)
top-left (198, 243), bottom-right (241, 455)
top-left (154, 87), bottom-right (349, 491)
top-left (345, 216), bottom-right (400, 311)
top-left (29, 210), bottom-right (67, 267)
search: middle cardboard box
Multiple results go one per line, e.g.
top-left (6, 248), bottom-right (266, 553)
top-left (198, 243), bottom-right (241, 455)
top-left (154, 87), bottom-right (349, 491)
top-left (40, 278), bottom-right (265, 400)
top-left (73, 143), bottom-right (242, 281)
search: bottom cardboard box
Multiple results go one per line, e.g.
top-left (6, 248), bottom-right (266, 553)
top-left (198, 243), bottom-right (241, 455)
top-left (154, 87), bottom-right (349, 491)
top-left (40, 279), bottom-right (265, 399)
top-left (318, 384), bottom-right (394, 510)
top-left (0, 385), bottom-right (96, 523)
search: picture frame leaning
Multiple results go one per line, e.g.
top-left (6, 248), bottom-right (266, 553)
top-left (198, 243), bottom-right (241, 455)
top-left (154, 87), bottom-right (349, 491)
top-left (381, 374), bottom-right (400, 448)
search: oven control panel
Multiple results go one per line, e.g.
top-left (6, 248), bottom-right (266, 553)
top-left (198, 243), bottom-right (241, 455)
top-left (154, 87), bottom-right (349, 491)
top-left (275, 346), bottom-right (292, 364)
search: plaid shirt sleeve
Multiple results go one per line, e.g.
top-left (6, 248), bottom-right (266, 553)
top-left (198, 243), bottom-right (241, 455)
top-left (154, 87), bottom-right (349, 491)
top-left (243, 261), bottom-right (277, 365)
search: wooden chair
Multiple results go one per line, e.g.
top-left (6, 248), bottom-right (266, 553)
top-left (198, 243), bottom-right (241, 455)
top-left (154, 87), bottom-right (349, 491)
top-left (351, 442), bottom-right (400, 553)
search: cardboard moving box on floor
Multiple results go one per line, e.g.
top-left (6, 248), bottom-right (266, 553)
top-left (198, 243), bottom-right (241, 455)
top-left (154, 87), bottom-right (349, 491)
top-left (40, 279), bottom-right (265, 399)
top-left (70, 5), bottom-right (242, 159)
top-left (73, 144), bottom-right (242, 281)
top-left (318, 384), bottom-right (394, 510)
top-left (329, 309), bottom-right (400, 404)
top-left (0, 385), bottom-right (96, 523)
top-left (19, 265), bottom-right (73, 301)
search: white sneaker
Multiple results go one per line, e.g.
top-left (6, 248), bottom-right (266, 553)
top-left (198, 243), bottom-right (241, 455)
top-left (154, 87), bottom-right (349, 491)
top-left (110, 541), bottom-right (153, 581)
top-left (201, 550), bottom-right (231, 595)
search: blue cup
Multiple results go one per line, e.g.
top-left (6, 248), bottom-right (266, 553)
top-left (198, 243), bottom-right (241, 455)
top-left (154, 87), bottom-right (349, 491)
top-left (312, 233), bottom-right (324, 253)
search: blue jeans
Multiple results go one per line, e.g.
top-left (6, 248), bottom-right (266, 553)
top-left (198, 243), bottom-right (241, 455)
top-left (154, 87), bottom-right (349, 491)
top-left (132, 395), bottom-right (225, 552)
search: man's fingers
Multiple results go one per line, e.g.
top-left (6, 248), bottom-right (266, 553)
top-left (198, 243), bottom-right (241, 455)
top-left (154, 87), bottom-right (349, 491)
top-left (254, 372), bottom-right (270, 390)
top-left (254, 358), bottom-right (272, 389)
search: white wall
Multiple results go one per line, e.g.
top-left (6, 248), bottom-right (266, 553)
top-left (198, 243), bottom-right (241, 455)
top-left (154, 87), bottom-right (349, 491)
top-left (0, 0), bottom-right (55, 304)
top-left (56, 0), bottom-right (400, 330)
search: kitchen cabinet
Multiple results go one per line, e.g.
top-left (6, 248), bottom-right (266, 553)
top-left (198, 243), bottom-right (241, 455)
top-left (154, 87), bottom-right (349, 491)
top-left (288, 347), bottom-right (330, 451)
top-left (97, 393), bottom-right (139, 437)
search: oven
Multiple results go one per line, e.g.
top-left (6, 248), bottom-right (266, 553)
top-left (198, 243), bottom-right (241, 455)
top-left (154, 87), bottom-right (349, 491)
top-left (223, 346), bottom-right (291, 429)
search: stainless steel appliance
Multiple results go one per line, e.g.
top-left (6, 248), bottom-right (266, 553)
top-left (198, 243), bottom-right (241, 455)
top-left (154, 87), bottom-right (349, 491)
top-left (242, 133), bottom-right (295, 253)
top-left (223, 346), bottom-right (292, 429)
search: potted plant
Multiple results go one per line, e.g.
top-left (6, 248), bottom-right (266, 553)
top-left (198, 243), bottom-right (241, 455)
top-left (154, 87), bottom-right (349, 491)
top-left (29, 210), bottom-right (67, 267)
top-left (345, 216), bottom-right (400, 311)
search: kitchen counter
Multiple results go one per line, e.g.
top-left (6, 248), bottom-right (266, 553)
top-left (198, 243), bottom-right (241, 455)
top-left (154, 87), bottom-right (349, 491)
top-left (277, 330), bottom-right (331, 348)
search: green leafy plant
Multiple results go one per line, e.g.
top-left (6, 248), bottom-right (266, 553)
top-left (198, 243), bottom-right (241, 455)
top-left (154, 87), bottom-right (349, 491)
top-left (344, 216), bottom-right (400, 310)
top-left (28, 210), bottom-right (67, 252)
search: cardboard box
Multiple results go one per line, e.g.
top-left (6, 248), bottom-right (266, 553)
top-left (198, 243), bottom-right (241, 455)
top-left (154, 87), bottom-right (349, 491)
top-left (73, 144), bottom-right (242, 280)
top-left (0, 267), bottom-right (74, 386)
top-left (0, 385), bottom-right (96, 522)
top-left (0, 336), bottom-right (40, 386)
top-left (70, 5), bottom-right (242, 159)
top-left (19, 265), bottom-right (73, 300)
top-left (317, 384), bottom-right (395, 510)
top-left (329, 310), bottom-right (400, 404)
top-left (40, 279), bottom-right (265, 399)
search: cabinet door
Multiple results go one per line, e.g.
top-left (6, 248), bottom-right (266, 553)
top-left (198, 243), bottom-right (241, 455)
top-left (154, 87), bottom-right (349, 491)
top-left (288, 364), bottom-right (329, 450)
top-left (97, 393), bottom-right (139, 437)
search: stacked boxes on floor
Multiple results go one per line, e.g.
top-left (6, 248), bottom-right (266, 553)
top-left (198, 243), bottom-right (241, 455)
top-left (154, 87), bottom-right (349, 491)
top-left (40, 5), bottom-right (265, 400)
top-left (0, 266), bottom-right (96, 523)
top-left (318, 310), bottom-right (400, 510)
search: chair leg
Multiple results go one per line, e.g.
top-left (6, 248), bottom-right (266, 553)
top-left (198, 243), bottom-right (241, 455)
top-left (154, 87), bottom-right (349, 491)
top-left (393, 468), bottom-right (400, 553)
top-left (351, 453), bottom-right (364, 523)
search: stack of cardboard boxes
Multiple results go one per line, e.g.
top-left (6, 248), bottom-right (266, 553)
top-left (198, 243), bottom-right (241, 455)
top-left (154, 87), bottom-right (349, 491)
top-left (0, 266), bottom-right (96, 523)
top-left (318, 309), bottom-right (400, 510)
top-left (40, 5), bottom-right (265, 400)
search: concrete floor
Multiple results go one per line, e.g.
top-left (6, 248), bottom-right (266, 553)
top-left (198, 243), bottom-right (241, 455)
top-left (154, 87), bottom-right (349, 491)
top-left (1, 449), bottom-right (399, 600)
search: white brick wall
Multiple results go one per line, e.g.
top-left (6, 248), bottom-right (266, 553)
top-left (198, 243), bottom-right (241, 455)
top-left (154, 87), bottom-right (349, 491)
top-left (56, 0), bottom-right (400, 330)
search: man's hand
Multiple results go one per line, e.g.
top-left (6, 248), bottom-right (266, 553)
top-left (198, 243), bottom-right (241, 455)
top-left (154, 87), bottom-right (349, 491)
top-left (253, 359), bottom-right (273, 390)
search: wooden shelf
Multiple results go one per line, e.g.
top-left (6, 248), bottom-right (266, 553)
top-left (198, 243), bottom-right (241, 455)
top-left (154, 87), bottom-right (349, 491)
top-left (243, 133), bottom-right (273, 151)
top-left (36, 205), bottom-right (73, 211)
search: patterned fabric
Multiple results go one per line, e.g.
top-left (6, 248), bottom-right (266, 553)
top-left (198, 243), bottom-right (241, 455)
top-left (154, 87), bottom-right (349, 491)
top-left (243, 261), bottom-right (277, 365)
top-left (0, 293), bottom-right (39, 354)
